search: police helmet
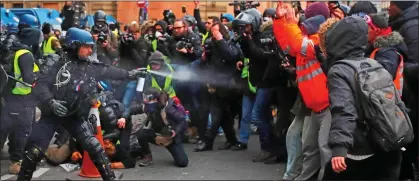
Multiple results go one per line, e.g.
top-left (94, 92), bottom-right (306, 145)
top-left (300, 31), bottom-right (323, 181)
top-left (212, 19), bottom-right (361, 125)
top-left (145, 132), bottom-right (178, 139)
top-left (64, 28), bottom-right (94, 57)
top-left (94, 10), bottom-right (107, 24)
top-left (263, 8), bottom-right (276, 18)
top-left (18, 14), bottom-right (39, 29)
top-left (182, 15), bottom-right (197, 26)
top-left (232, 8), bottom-right (263, 33)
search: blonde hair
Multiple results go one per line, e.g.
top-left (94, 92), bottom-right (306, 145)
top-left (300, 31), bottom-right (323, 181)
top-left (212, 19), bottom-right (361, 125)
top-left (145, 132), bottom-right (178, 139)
top-left (128, 23), bottom-right (141, 34)
top-left (318, 18), bottom-right (340, 55)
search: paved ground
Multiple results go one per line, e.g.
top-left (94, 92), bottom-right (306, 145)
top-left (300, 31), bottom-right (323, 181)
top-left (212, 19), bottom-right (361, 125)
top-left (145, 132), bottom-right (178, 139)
top-left (1, 135), bottom-right (285, 180)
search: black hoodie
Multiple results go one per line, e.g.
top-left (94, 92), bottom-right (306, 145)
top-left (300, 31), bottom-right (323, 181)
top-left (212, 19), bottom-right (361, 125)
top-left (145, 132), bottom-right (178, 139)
top-left (389, 2), bottom-right (419, 63)
top-left (326, 16), bottom-right (375, 157)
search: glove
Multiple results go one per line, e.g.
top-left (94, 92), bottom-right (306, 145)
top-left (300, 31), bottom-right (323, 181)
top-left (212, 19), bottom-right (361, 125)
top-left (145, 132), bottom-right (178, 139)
top-left (128, 69), bottom-right (146, 79)
top-left (49, 99), bottom-right (68, 117)
top-left (71, 151), bottom-right (82, 162)
top-left (144, 102), bottom-right (158, 113)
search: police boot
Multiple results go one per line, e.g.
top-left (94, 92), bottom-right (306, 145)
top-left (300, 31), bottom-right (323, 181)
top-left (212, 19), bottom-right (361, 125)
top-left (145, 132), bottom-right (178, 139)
top-left (91, 152), bottom-right (116, 181)
top-left (17, 146), bottom-right (44, 181)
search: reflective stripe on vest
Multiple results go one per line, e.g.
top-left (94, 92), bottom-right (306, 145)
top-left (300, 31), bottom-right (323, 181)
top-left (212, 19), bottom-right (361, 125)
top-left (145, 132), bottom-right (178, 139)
top-left (241, 58), bottom-right (256, 93)
top-left (146, 64), bottom-right (176, 97)
top-left (202, 32), bottom-right (209, 45)
top-left (43, 36), bottom-right (58, 56)
top-left (12, 49), bottom-right (39, 95)
top-left (296, 37), bottom-right (329, 112)
top-left (369, 48), bottom-right (404, 96)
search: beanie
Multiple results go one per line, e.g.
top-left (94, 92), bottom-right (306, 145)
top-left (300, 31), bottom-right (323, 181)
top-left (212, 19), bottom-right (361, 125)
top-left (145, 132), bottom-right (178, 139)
top-left (305, 2), bottom-right (330, 19)
top-left (369, 13), bottom-right (389, 29)
top-left (149, 51), bottom-right (165, 64)
top-left (349, 1), bottom-right (377, 16)
top-left (391, 1), bottom-right (417, 11)
top-left (302, 15), bottom-right (326, 35)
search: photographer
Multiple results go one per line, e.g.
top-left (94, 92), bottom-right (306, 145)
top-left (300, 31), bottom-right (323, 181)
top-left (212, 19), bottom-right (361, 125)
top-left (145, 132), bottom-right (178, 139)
top-left (232, 8), bottom-right (282, 163)
top-left (168, 19), bottom-right (202, 65)
top-left (162, 9), bottom-right (176, 35)
top-left (153, 20), bottom-right (172, 57)
top-left (194, 22), bottom-right (241, 152)
top-left (90, 11), bottom-right (119, 65)
top-left (126, 88), bottom-right (188, 168)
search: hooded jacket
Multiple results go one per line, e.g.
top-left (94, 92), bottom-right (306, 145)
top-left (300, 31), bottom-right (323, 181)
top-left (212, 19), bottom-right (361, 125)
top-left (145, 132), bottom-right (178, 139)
top-left (389, 2), bottom-right (419, 63)
top-left (119, 37), bottom-right (151, 70)
top-left (326, 16), bottom-right (375, 157)
top-left (366, 31), bottom-right (408, 78)
top-left (155, 20), bottom-right (168, 34)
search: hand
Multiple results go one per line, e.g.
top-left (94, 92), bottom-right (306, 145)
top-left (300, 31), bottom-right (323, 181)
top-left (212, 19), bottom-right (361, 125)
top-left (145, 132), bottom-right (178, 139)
top-left (170, 130), bottom-right (176, 138)
top-left (128, 68), bottom-right (146, 79)
top-left (187, 47), bottom-right (194, 54)
top-left (201, 52), bottom-right (207, 61)
top-left (71, 151), bottom-right (82, 162)
top-left (212, 30), bottom-right (223, 41)
top-left (243, 33), bottom-right (252, 40)
top-left (177, 48), bottom-right (188, 54)
top-left (331, 156), bottom-right (347, 173)
top-left (285, 5), bottom-right (298, 24)
top-left (155, 135), bottom-right (172, 146)
top-left (117, 118), bottom-right (126, 128)
top-left (276, 2), bottom-right (287, 18)
top-left (49, 99), bottom-right (67, 117)
top-left (194, 1), bottom-right (199, 9)
top-left (110, 162), bottom-right (125, 169)
top-left (236, 61), bottom-right (243, 70)
top-left (101, 40), bottom-right (108, 48)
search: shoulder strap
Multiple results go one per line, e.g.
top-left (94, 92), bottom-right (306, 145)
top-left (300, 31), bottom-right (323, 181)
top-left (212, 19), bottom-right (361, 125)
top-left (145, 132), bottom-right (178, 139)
top-left (369, 48), bottom-right (379, 59)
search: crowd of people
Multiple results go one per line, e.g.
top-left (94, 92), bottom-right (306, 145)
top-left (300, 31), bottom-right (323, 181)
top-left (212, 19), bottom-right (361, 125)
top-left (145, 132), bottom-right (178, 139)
top-left (0, 1), bottom-right (418, 181)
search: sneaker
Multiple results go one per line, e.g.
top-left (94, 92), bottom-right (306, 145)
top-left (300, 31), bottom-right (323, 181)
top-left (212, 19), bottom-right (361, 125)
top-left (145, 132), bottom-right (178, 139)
top-left (138, 154), bottom-right (153, 167)
top-left (8, 160), bottom-right (22, 174)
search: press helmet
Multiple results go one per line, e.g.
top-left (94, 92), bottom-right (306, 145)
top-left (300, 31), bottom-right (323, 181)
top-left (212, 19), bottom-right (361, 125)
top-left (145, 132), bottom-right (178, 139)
top-left (232, 8), bottom-right (263, 33)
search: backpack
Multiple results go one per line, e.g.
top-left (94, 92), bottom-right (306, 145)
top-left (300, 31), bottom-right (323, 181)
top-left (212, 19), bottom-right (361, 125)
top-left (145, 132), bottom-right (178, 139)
top-left (335, 58), bottom-right (414, 152)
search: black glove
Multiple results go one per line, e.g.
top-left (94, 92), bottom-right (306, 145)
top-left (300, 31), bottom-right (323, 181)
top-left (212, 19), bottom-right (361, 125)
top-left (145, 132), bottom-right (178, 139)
top-left (128, 69), bottom-right (147, 79)
top-left (49, 99), bottom-right (68, 117)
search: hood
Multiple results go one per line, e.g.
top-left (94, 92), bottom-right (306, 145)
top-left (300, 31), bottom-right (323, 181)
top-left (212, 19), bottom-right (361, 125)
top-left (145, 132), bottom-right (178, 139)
top-left (325, 16), bottom-right (368, 64)
top-left (221, 13), bottom-right (234, 22)
top-left (348, 1), bottom-right (378, 16)
top-left (155, 20), bottom-right (168, 33)
top-left (259, 20), bottom-right (273, 32)
top-left (390, 2), bottom-right (419, 30)
top-left (141, 20), bottom-right (156, 35)
top-left (374, 31), bottom-right (409, 58)
top-left (302, 15), bottom-right (326, 35)
top-left (18, 28), bottom-right (43, 46)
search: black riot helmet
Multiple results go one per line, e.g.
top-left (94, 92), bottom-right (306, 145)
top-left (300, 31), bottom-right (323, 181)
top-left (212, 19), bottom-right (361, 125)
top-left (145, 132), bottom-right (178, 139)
top-left (263, 8), bottom-right (276, 18)
top-left (94, 10), bottom-right (107, 25)
top-left (232, 8), bottom-right (263, 33)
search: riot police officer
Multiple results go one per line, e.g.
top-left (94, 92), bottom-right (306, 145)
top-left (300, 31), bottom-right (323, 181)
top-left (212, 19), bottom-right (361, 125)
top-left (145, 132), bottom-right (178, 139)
top-left (17, 28), bottom-right (143, 181)
top-left (0, 28), bottom-right (42, 175)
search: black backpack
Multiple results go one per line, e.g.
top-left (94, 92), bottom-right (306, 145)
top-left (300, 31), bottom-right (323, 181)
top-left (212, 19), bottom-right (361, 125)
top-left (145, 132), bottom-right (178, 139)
top-left (334, 58), bottom-right (414, 152)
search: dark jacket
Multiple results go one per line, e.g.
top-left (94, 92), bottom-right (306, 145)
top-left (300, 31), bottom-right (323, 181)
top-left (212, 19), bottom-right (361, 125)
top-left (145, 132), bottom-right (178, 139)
top-left (193, 9), bottom-right (207, 35)
top-left (325, 16), bottom-right (374, 157)
top-left (35, 59), bottom-right (129, 118)
top-left (168, 31), bottom-right (202, 65)
top-left (59, 5), bottom-right (74, 31)
top-left (366, 31), bottom-right (408, 79)
top-left (127, 98), bottom-right (187, 136)
top-left (1, 43), bottom-right (37, 106)
top-left (239, 21), bottom-right (283, 88)
top-left (389, 2), bottom-right (419, 63)
top-left (119, 37), bottom-right (151, 70)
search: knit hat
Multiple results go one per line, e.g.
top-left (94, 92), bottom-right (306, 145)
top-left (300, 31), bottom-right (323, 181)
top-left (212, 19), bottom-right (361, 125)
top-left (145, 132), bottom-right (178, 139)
top-left (302, 15), bottom-right (327, 35)
top-left (369, 13), bottom-right (389, 29)
top-left (149, 51), bottom-right (165, 64)
top-left (305, 2), bottom-right (330, 19)
top-left (391, 1), bottom-right (417, 11)
top-left (349, 1), bottom-right (377, 16)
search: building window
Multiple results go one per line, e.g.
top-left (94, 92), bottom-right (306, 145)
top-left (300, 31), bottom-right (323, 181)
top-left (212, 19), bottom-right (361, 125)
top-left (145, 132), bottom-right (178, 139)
top-left (13, 3), bottom-right (24, 8)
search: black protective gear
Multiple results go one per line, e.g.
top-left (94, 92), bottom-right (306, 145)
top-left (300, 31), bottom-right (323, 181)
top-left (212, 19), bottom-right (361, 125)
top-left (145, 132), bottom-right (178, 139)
top-left (49, 99), bottom-right (68, 117)
top-left (94, 10), bottom-right (107, 24)
top-left (128, 68), bottom-right (147, 79)
top-left (232, 8), bottom-right (263, 33)
top-left (17, 145), bottom-right (45, 181)
top-left (75, 120), bottom-right (116, 181)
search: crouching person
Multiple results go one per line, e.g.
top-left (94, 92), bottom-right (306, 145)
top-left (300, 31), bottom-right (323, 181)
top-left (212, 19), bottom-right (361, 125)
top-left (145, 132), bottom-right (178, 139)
top-left (125, 87), bottom-right (189, 168)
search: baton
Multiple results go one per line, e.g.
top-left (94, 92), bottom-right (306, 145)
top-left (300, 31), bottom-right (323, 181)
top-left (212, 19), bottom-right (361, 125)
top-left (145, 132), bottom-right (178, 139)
top-left (7, 75), bottom-right (33, 87)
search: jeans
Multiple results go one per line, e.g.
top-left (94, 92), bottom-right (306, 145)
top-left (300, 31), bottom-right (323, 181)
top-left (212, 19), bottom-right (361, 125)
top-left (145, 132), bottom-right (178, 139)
top-left (251, 88), bottom-right (274, 152)
top-left (122, 81), bottom-right (142, 110)
top-left (137, 129), bottom-right (189, 167)
top-left (238, 95), bottom-right (254, 144)
top-left (283, 115), bottom-right (311, 180)
top-left (207, 114), bottom-right (223, 133)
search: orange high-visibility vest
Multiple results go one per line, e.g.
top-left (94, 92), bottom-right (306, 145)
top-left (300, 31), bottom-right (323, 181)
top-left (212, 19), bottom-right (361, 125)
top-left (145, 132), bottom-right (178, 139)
top-left (296, 37), bottom-right (329, 112)
top-left (369, 48), bottom-right (404, 97)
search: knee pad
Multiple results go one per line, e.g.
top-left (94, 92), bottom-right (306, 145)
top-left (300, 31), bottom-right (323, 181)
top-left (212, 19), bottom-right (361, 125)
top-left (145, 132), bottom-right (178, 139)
top-left (26, 145), bottom-right (45, 162)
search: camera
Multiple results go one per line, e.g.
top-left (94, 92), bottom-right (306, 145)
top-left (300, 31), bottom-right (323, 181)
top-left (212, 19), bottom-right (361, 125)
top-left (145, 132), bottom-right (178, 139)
top-left (260, 38), bottom-right (273, 44)
top-left (163, 9), bottom-right (176, 26)
top-left (229, 1), bottom-right (260, 15)
top-left (203, 38), bottom-right (212, 57)
top-left (97, 31), bottom-right (107, 43)
top-left (176, 38), bottom-right (193, 50)
top-left (122, 33), bottom-right (135, 44)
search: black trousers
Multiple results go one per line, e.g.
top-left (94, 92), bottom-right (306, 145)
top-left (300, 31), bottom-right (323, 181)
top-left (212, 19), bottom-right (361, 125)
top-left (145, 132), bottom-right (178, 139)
top-left (137, 129), bottom-right (188, 167)
top-left (205, 87), bottom-right (238, 145)
top-left (323, 150), bottom-right (402, 180)
top-left (0, 103), bottom-right (35, 162)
